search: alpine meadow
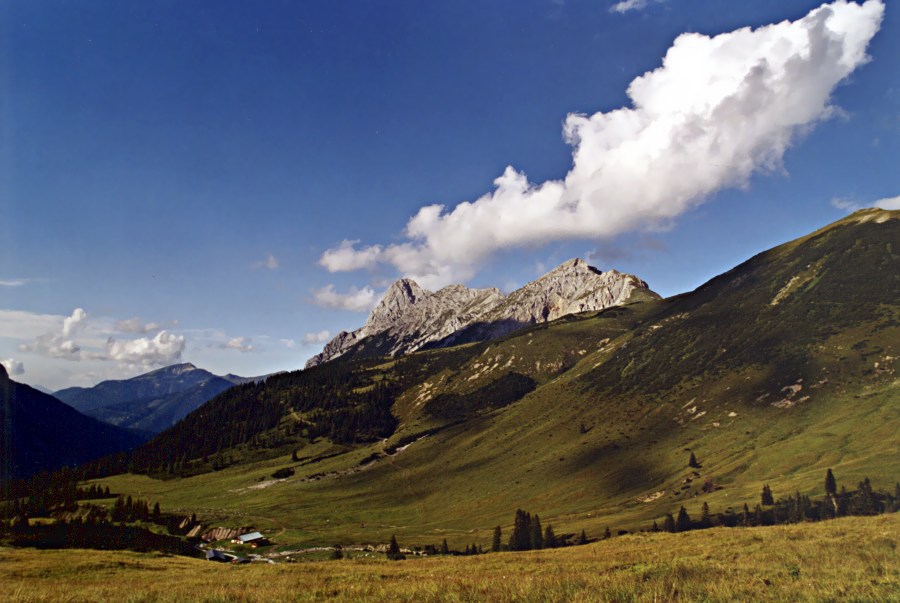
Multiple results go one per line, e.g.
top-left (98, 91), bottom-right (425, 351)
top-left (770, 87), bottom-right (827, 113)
top-left (2, 1), bottom-right (899, 602)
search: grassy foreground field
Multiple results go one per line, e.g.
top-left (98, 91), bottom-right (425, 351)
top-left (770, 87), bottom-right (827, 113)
top-left (2, 514), bottom-right (897, 602)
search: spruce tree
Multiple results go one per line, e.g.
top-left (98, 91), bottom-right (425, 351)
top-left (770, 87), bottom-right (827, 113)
top-left (675, 506), bottom-right (692, 532)
top-left (387, 535), bottom-right (404, 561)
top-left (603, 525), bottom-right (611, 539)
top-left (663, 513), bottom-right (676, 533)
top-left (761, 484), bottom-right (774, 506)
top-left (578, 529), bottom-right (588, 545)
top-left (544, 525), bottom-right (557, 549)
top-left (700, 502), bottom-right (711, 527)
top-left (440, 538), bottom-right (449, 555)
top-left (825, 468), bottom-right (837, 496)
top-left (491, 526), bottom-right (502, 552)
top-left (689, 451), bottom-right (700, 468)
top-left (530, 514), bottom-right (543, 550)
top-left (742, 503), bottom-right (751, 527)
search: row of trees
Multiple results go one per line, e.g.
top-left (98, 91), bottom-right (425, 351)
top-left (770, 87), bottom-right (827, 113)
top-left (654, 470), bottom-right (899, 533)
top-left (497, 509), bottom-right (588, 552)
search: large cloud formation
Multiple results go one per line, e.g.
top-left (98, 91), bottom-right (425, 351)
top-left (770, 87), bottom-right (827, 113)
top-left (319, 1), bottom-right (884, 290)
top-left (19, 308), bottom-right (186, 368)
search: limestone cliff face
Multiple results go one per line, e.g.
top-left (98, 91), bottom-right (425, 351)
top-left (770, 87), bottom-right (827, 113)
top-left (305, 259), bottom-right (657, 367)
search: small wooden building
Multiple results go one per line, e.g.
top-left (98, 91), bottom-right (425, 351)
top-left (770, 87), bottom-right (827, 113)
top-left (233, 531), bottom-right (270, 547)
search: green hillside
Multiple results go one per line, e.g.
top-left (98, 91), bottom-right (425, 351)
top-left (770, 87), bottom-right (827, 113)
top-left (93, 209), bottom-right (898, 548)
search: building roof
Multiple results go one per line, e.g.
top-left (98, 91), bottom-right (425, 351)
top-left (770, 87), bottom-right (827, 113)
top-left (237, 531), bottom-right (265, 543)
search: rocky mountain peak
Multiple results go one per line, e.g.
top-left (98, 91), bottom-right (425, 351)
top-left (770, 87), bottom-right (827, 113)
top-left (306, 260), bottom-right (658, 368)
top-left (365, 278), bottom-right (427, 332)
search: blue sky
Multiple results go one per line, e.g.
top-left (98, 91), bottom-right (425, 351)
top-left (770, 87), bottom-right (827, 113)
top-left (1, 0), bottom-right (898, 390)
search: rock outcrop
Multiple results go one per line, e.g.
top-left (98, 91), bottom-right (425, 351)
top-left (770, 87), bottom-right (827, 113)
top-left (306, 259), bottom-right (657, 367)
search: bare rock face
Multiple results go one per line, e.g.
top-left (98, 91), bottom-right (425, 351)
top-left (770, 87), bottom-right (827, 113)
top-left (305, 259), bottom-right (657, 367)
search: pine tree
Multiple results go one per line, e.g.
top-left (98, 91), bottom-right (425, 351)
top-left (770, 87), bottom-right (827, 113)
top-left (440, 538), bottom-right (449, 555)
top-left (742, 503), bottom-right (751, 526)
top-left (603, 525), bottom-right (611, 539)
top-left (651, 520), bottom-right (660, 532)
top-left (387, 535), bottom-right (404, 561)
top-left (825, 468), bottom-right (837, 496)
top-left (700, 502), bottom-right (711, 527)
top-left (544, 525), bottom-right (557, 549)
top-left (152, 501), bottom-right (161, 522)
top-left (663, 513), bottom-right (676, 533)
top-left (492, 526), bottom-right (502, 552)
top-left (689, 451), bottom-right (700, 468)
top-left (530, 514), bottom-right (543, 550)
top-left (761, 484), bottom-right (774, 506)
top-left (509, 509), bottom-right (533, 551)
top-left (675, 506), bottom-right (692, 532)
top-left (578, 529), bottom-right (588, 545)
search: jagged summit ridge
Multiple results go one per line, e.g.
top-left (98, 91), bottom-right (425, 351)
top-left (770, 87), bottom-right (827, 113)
top-left (306, 259), bottom-right (657, 367)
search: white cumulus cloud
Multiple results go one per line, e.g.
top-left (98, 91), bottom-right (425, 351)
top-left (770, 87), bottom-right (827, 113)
top-left (312, 285), bottom-right (380, 312)
top-left (20, 308), bottom-right (87, 360)
top-left (222, 337), bottom-right (254, 353)
top-left (105, 331), bottom-right (186, 366)
top-left (302, 330), bottom-right (332, 344)
top-left (319, 1), bottom-right (884, 290)
top-left (1, 358), bottom-right (24, 375)
top-left (874, 195), bottom-right (900, 210)
top-left (115, 317), bottom-right (163, 334)
top-left (319, 240), bottom-right (383, 272)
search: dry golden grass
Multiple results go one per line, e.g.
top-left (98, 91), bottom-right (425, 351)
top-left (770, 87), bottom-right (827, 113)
top-left (2, 514), bottom-right (898, 602)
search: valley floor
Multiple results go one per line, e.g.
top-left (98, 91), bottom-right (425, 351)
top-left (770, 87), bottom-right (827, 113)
top-left (1, 514), bottom-right (897, 602)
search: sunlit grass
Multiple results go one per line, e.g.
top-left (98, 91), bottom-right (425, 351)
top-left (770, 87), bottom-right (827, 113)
top-left (2, 514), bottom-right (897, 602)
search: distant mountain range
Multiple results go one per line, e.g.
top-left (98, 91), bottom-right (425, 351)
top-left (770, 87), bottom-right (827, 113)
top-left (0, 364), bottom-right (145, 482)
top-left (54, 363), bottom-right (264, 434)
top-left (307, 259), bottom-right (658, 367)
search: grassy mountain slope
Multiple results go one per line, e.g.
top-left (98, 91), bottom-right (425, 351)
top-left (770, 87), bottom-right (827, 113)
top-left (97, 209), bottom-right (898, 547)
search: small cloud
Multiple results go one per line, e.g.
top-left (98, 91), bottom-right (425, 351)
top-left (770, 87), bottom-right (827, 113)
top-left (302, 330), bottom-right (331, 344)
top-left (279, 338), bottom-right (297, 348)
top-left (253, 253), bottom-right (280, 270)
top-left (222, 337), bottom-right (254, 353)
top-left (610, 0), bottom-right (664, 14)
top-left (62, 308), bottom-right (87, 337)
top-left (831, 197), bottom-right (862, 213)
top-left (1, 358), bottom-right (24, 375)
top-left (20, 308), bottom-right (87, 360)
top-left (105, 331), bottom-right (186, 366)
top-left (874, 195), bottom-right (900, 210)
top-left (319, 240), bottom-right (383, 272)
top-left (0, 279), bottom-right (25, 287)
top-left (312, 285), bottom-right (380, 312)
top-left (115, 317), bottom-right (163, 334)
